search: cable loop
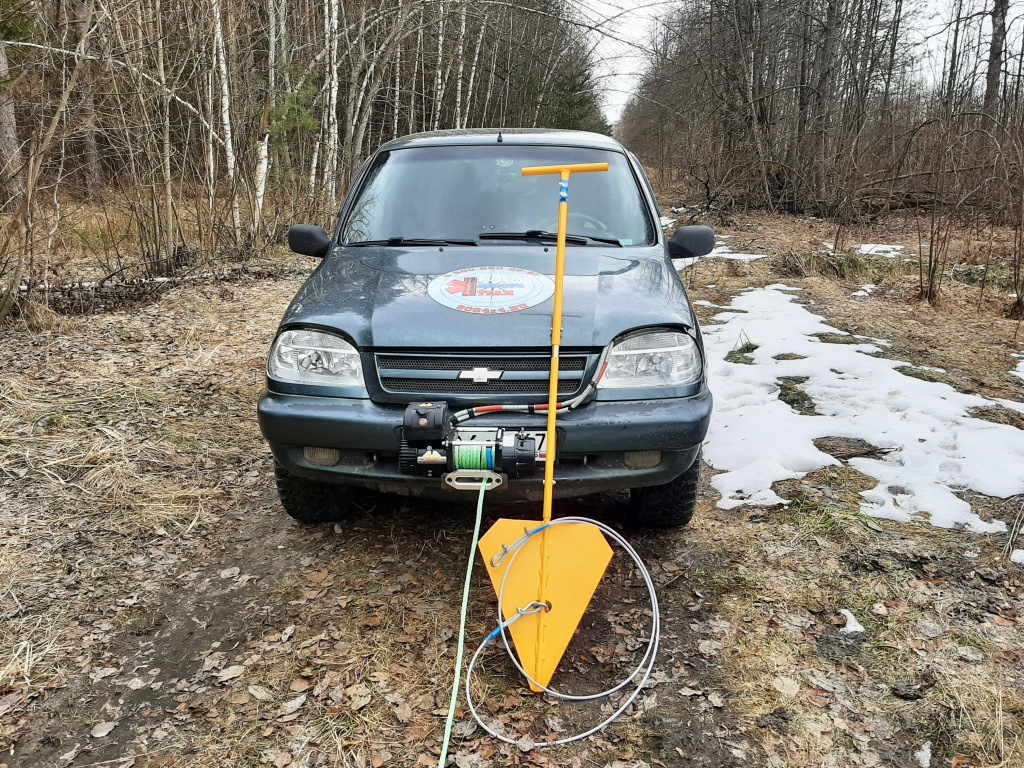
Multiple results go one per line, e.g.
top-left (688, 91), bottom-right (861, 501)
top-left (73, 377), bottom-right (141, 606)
top-left (517, 600), bottom-right (551, 616)
top-left (488, 525), bottom-right (546, 568)
top-left (466, 516), bottom-right (661, 748)
top-left (489, 545), bottom-right (511, 568)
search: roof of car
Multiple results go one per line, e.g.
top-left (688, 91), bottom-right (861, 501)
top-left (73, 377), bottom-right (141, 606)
top-left (377, 128), bottom-right (624, 152)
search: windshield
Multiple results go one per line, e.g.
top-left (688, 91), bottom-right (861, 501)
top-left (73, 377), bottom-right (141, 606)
top-left (341, 144), bottom-right (655, 246)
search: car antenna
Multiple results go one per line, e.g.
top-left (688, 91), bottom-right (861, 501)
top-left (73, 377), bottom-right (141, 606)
top-left (497, 130), bottom-right (503, 143)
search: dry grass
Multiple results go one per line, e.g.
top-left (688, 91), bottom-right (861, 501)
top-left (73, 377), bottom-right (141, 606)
top-left (678, 214), bottom-right (1024, 766)
top-left (690, 482), bottom-right (1024, 767)
top-left (776, 377), bottom-right (818, 415)
top-left (777, 273), bottom-right (1024, 402)
top-left (774, 249), bottom-right (909, 284)
top-left (0, 371), bottom-right (212, 696)
top-left (1, 211), bottom-right (1023, 766)
top-left (0, 266), bottom-right (299, 741)
top-left (968, 405), bottom-right (1024, 431)
top-left (724, 338), bottom-right (758, 365)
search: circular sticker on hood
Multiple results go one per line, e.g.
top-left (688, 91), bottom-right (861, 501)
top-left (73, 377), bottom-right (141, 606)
top-left (427, 266), bottom-right (555, 314)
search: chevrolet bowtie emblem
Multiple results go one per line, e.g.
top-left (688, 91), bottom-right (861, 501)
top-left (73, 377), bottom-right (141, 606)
top-left (459, 367), bottom-right (503, 383)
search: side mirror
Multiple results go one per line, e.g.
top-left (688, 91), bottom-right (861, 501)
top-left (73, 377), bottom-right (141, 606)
top-left (288, 224), bottom-right (332, 258)
top-left (668, 225), bottom-right (716, 259)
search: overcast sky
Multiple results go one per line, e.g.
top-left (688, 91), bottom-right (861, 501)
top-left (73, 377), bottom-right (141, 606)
top-left (577, 0), bottom-right (1022, 125)
top-left (573, 0), bottom-right (673, 124)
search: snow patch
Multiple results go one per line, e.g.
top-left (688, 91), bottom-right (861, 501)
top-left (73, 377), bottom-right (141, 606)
top-left (1011, 550), bottom-right (1024, 565)
top-left (855, 243), bottom-right (905, 257)
top-left (851, 284), bottom-right (877, 298)
top-left (660, 216), bottom-right (676, 228)
top-left (672, 238), bottom-right (769, 269)
top-left (708, 243), bottom-right (771, 262)
top-left (839, 609), bottom-right (866, 634)
top-left (702, 286), bottom-right (1024, 533)
top-left (822, 242), bottom-right (906, 257)
top-left (1011, 354), bottom-right (1024, 382)
top-left (913, 741), bottom-right (932, 768)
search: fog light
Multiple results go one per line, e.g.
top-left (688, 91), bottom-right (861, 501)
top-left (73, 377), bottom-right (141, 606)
top-left (624, 450), bottom-right (662, 469)
top-left (303, 446), bottom-right (341, 466)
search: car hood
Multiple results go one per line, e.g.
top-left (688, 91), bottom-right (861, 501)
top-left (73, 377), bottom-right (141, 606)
top-left (279, 245), bottom-right (696, 348)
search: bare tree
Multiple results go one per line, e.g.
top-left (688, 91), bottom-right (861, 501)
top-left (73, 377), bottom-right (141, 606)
top-left (0, 0), bottom-right (93, 324)
top-left (0, 41), bottom-right (24, 208)
top-left (984, 0), bottom-right (1008, 119)
top-left (0, 0), bottom-right (613, 321)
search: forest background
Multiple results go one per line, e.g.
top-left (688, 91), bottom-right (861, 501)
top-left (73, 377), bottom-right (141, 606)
top-left (0, 0), bottom-right (1022, 323)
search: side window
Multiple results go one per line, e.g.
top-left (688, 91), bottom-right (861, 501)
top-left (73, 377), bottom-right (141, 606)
top-left (343, 156), bottom-right (390, 242)
top-left (629, 151), bottom-right (661, 221)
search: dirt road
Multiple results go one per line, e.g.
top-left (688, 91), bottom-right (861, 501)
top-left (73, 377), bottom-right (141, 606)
top-left (2, 247), bottom-right (1022, 767)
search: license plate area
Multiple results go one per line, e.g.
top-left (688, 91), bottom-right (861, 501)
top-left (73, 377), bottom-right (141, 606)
top-left (449, 428), bottom-right (553, 461)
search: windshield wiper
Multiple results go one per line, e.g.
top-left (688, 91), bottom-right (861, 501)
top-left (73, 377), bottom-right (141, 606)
top-left (479, 230), bottom-right (622, 246)
top-left (569, 232), bottom-right (624, 246)
top-left (346, 237), bottom-right (477, 247)
top-left (479, 230), bottom-right (588, 245)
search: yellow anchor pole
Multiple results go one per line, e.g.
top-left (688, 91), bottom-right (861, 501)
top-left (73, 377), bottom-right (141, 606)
top-left (520, 162), bottom-right (608, 522)
top-left (477, 162), bottom-right (611, 691)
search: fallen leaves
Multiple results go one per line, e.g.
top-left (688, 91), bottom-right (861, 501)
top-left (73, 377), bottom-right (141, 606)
top-left (90, 721), bottom-right (117, 738)
top-left (279, 694), bottom-right (306, 716)
top-left (394, 701), bottom-right (413, 724)
top-left (215, 665), bottom-right (246, 683)
top-left (248, 684), bottom-right (274, 702)
top-left (451, 719), bottom-right (476, 738)
top-left (697, 639), bottom-right (723, 656)
top-left (89, 666), bottom-right (119, 682)
top-left (346, 683), bottom-right (372, 711)
top-left (306, 569), bottom-right (331, 585)
top-left (773, 676), bottom-right (801, 698)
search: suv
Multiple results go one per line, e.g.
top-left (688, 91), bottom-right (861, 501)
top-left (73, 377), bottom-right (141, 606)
top-left (258, 129), bottom-right (714, 527)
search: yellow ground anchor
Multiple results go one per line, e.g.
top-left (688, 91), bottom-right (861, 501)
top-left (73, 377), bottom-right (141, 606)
top-left (478, 162), bottom-right (613, 692)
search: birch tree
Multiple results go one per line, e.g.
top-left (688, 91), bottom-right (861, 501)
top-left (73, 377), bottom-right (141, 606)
top-left (210, 0), bottom-right (240, 237)
top-left (0, 0), bottom-right (614, 318)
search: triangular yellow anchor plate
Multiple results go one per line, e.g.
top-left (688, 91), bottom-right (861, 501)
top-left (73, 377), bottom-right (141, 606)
top-left (478, 518), bottom-right (613, 691)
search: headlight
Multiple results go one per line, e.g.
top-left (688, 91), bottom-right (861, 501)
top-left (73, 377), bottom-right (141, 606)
top-left (268, 329), bottom-right (363, 386)
top-left (599, 329), bottom-right (702, 389)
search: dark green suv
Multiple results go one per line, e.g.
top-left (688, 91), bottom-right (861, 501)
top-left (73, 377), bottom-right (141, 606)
top-left (258, 129), bottom-right (714, 527)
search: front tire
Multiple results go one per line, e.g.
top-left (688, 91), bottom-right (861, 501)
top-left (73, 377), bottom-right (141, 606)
top-left (274, 462), bottom-right (354, 523)
top-left (628, 449), bottom-right (702, 529)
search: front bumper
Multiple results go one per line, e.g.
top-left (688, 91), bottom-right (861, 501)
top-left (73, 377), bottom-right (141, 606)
top-left (257, 388), bottom-right (712, 501)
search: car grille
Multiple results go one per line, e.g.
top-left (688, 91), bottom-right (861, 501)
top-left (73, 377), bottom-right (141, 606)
top-left (380, 377), bottom-right (580, 394)
top-left (377, 355), bottom-right (586, 372)
top-left (374, 352), bottom-right (591, 400)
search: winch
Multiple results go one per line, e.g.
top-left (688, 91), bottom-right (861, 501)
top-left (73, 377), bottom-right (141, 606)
top-left (398, 401), bottom-right (541, 489)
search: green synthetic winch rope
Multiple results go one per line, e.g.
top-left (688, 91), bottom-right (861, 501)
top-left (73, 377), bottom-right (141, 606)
top-left (453, 444), bottom-right (490, 470)
top-left (437, 478), bottom-right (489, 768)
